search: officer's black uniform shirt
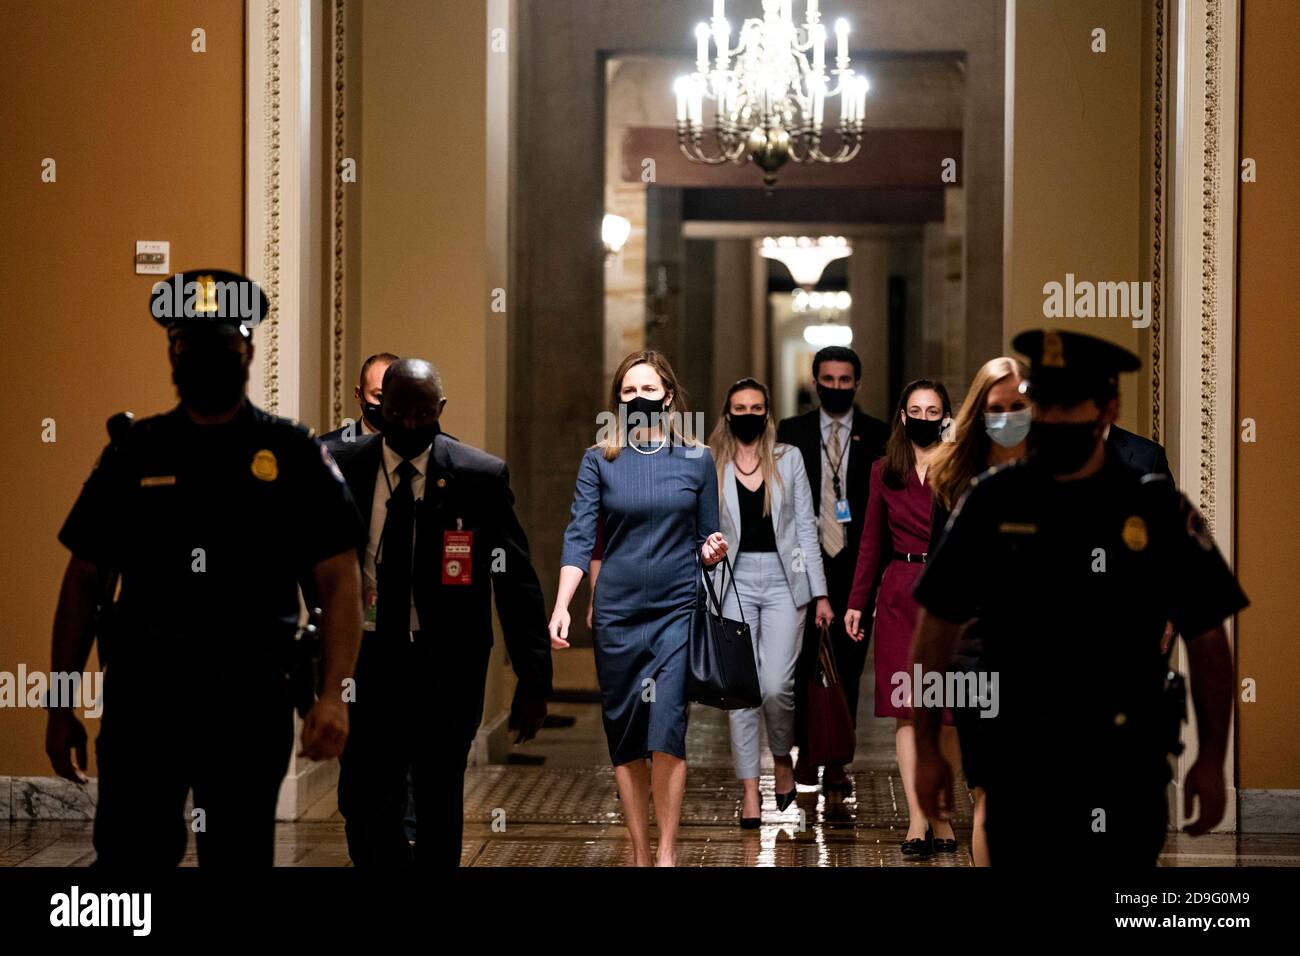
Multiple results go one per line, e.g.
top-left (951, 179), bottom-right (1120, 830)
top-left (913, 451), bottom-right (1247, 763)
top-left (59, 402), bottom-right (363, 671)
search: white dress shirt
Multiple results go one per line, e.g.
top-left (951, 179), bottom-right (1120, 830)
top-left (363, 440), bottom-right (430, 632)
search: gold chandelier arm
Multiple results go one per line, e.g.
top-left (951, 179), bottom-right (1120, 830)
top-left (677, 137), bottom-right (739, 166)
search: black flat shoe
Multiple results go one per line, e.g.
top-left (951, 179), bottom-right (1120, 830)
top-left (775, 788), bottom-right (798, 812)
top-left (901, 825), bottom-right (935, 859)
top-left (934, 836), bottom-right (958, 853)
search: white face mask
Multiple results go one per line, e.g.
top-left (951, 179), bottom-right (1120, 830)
top-left (984, 408), bottom-right (1032, 448)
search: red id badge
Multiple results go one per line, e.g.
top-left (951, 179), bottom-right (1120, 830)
top-left (442, 530), bottom-right (473, 585)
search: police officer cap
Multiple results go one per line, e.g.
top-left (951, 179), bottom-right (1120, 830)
top-left (1013, 329), bottom-right (1141, 406)
top-left (150, 269), bottom-right (269, 340)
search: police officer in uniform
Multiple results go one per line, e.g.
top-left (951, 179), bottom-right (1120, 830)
top-left (45, 269), bottom-right (364, 867)
top-left (910, 330), bottom-right (1246, 867)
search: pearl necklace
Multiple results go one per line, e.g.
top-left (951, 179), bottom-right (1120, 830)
top-left (628, 434), bottom-right (668, 455)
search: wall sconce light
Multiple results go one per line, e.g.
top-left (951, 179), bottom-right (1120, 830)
top-left (603, 214), bottom-right (631, 263)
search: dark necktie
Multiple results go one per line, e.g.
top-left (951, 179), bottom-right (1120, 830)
top-left (376, 460), bottom-right (417, 637)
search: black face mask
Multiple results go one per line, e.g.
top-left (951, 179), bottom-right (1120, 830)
top-left (173, 347), bottom-right (248, 416)
top-left (361, 400), bottom-right (385, 433)
top-left (383, 419), bottom-right (440, 460)
top-left (621, 395), bottom-right (667, 432)
top-left (1029, 419), bottom-right (1103, 475)
top-left (904, 415), bottom-right (943, 448)
top-left (816, 383), bottom-right (856, 416)
top-left (727, 412), bottom-right (767, 445)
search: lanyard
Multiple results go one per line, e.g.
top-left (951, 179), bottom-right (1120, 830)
top-left (820, 422), bottom-right (850, 498)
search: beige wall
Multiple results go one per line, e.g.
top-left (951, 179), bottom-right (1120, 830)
top-left (1235, 0), bottom-right (1300, 791)
top-left (355, 0), bottom-right (512, 723)
top-left (0, 0), bottom-right (246, 776)
top-left (357, 0), bottom-right (493, 449)
top-left (1004, 0), bottom-right (1148, 433)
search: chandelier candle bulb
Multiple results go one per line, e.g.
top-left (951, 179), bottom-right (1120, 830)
top-left (714, 0), bottom-right (726, 22)
top-left (673, 0), bottom-right (868, 186)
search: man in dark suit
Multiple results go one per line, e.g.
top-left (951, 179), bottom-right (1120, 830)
top-left (1107, 423), bottom-right (1170, 477)
top-left (777, 346), bottom-right (890, 792)
top-left (328, 358), bottom-right (552, 866)
top-left (319, 351), bottom-right (399, 446)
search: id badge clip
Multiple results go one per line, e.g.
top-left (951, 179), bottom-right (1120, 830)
top-left (442, 528), bottom-right (473, 585)
top-left (834, 498), bottom-right (852, 523)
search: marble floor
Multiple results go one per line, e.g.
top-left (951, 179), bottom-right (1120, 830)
top-left (4, 650), bottom-right (1299, 867)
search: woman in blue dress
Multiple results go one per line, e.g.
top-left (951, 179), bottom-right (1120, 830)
top-left (550, 350), bottom-right (727, 867)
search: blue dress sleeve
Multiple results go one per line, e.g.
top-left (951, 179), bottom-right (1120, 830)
top-left (560, 449), bottom-right (601, 574)
top-left (696, 448), bottom-right (720, 549)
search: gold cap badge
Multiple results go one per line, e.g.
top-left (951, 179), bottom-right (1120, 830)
top-left (193, 274), bottom-right (220, 313)
top-left (251, 449), bottom-right (279, 482)
top-left (1121, 515), bottom-right (1148, 551)
top-left (1042, 331), bottom-right (1066, 368)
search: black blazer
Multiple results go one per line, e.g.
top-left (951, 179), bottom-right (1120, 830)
top-left (776, 406), bottom-right (891, 558)
top-left (1108, 425), bottom-right (1170, 478)
top-left (328, 432), bottom-right (553, 696)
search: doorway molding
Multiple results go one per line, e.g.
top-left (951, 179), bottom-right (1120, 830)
top-left (1167, 0), bottom-right (1240, 831)
top-left (245, 0), bottom-right (339, 820)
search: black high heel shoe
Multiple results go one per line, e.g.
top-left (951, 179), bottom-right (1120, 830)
top-left (901, 825), bottom-right (935, 859)
top-left (775, 788), bottom-right (798, 812)
top-left (739, 793), bottom-right (762, 829)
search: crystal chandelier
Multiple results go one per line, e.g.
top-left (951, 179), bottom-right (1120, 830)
top-left (674, 0), bottom-right (869, 187)
top-left (760, 235), bottom-right (851, 287)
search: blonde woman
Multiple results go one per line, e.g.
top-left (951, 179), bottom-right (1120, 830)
top-left (927, 356), bottom-right (1029, 866)
top-left (708, 378), bottom-right (833, 827)
top-left (549, 350), bottom-right (726, 867)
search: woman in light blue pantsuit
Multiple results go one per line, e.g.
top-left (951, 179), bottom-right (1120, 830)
top-left (708, 379), bottom-right (833, 827)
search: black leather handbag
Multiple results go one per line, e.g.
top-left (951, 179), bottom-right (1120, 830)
top-left (687, 554), bottom-right (761, 710)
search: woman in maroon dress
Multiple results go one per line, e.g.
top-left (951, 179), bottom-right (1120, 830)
top-left (844, 379), bottom-right (956, 859)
